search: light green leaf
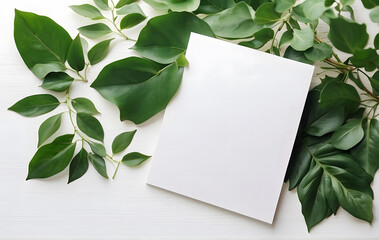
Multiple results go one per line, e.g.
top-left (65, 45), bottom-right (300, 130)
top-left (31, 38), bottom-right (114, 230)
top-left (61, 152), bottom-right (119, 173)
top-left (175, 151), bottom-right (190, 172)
top-left (274, 0), bottom-right (295, 13)
top-left (76, 113), bottom-right (104, 142)
top-left (290, 26), bottom-right (314, 51)
top-left (112, 130), bottom-right (137, 154)
top-left (330, 119), bottom-right (364, 150)
top-left (72, 97), bottom-right (100, 115)
top-left (204, 2), bottom-right (263, 39)
top-left (68, 148), bottom-right (89, 183)
top-left (175, 53), bottom-right (189, 67)
top-left (254, 2), bottom-right (281, 24)
top-left (304, 42), bottom-right (332, 62)
top-left (93, 0), bottom-right (109, 10)
top-left (26, 135), bottom-right (76, 179)
top-left (78, 23), bottom-right (112, 39)
top-left (88, 38), bottom-right (114, 65)
top-left (195, 0), bottom-right (236, 14)
top-left (116, 0), bottom-right (138, 8)
top-left (14, 10), bottom-right (72, 78)
top-left (9, 94), bottom-right (60, 117)
top-left (91, 57), bottom-right (183, 124)
top-left (88, 153), bottom-right (108, 178)
top-left (328, 17), bottom-right (368, 53)
top-left (301, 0), bottom-right (329, 20)
top-left (88, 142), bottom-right (107, 157)
top-left (67, 34), bottom-right (85, 72)
top-left (41, 72), bottom-right (74, 92)
top-left (38, 113), bottom-right (63, 147)
top-left (369, 6), bottom-right (379, 22)
top-left (132, 12), bottom-right (214, 64)
top-left (118, 3), bottom-right (146, 29)
top-left (238, 28), bottom-right (274, 49)
top-left (143, 0), bottom-right (200, 12)
top-left (121, 152), bottom-right (151, 167)
top-left (70, 4), bottom-right (104, 20)
top-left (341, 0), bottom-right (355, 5)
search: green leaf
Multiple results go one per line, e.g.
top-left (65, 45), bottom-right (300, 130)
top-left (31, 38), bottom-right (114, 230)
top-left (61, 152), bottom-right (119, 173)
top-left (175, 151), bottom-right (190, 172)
top-left (88, 38), bottom-right (114, 65)
top-left (88, 142), bottom-right (107, 157)
top-left (195, 0), bottom-right (236, 14)
top-left (274, 0), bottom-right (295, 13)
top-left (78, 23), bottom-right (112, 39)
top-left (330, 119), bottom-right (364, 150)
top-left (319, 81), bottom-right (361, 113)
top-left (292, 3), bottom-right (319, 24)
top-left (175, 53), bottom-right (189, 67)
top-left (69, 4), bottom-right (104, 20)
top-left (118, 3), bottom-right (146, 29)
top-left (342, 5), bottom-right (355, 20)
top-left (328, 17), bottom-right (369, 53)
top-left (38, 113), bottom-right (63, 147)
top-left (290, 26), bottom-right (314, 51)
top-left (254, 2), bottom-right (281, 24)
top-left (132, 12), bottom-right (214, 64)
top-left (238, 28), bottom-right (274, 49)
top-left (88, 153), bottom-right (108, 178)
top-left (203, 2), bottom-right (263, 39)
top-left (369, 6), bottom-right (379, 22)
top-left (68, 148), bottom-right (89, 183)
top-left (14, 10), bottom-right (72, 78)
top-left (370, 71), bottom-right (379, 95)
top-left (26, 135), bottom-right (76, 179)
top-left (283, 46), bottom-right (312, 64)
top-left (92, 57), bottom-right (183, 124)
top-left (121, 152), bottom-right (151, 167)
top-left (304, 42), bottom-right (332, 62)
top-left (341, 0), bottom-right (355, 5)
top-left (301, 0), bottom-right (329, 20)
top-left (93, 0), bottom-right (109, 10)
top-left (72, 97), bottom-right (100, 115)
top-left (116, 0), bottom-right (138, 8)
top-left (350, 48), bottom-right (379, 72)
top-left (41, 72), bottom-right (74, 92)
top-left (348, 71), bottom-right (365, 90)
top-left (143, 0), bottom-right (200, 12)
top-left (9, 94), bottom-right (60, 117)
top-left (112, 130), bottom-right (137, 154)
top-left (67, 34), bottom-right (85, 72)
top-left (374, 33), bottom-right (379, 49)
top-left (279, 30), bottom-right (293, 46)
top-left (351, 119), bottom-right (379, 177)
top-left (76, 113), bottom-right (104, 142)
top-left (362, 0), bottom-right (379, 9)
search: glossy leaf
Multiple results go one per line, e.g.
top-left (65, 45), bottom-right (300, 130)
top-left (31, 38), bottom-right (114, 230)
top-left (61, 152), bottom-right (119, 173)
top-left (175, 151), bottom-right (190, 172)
top-left (116, 0), bottom-right (138, 8)
top-left (112, 130), bottom-right (137, 154)
top-left (350, 48), bottom-right (379, 71)
top-left (88, 142), bottom-right (107, 157)
top-left (195, 0), bottom-right (236, 14)
top-left (76, 113), bottom-right (104, 142)
top-left (88, 38), bottom-right (114, 65)
top-left (328, 17), bottom-right (368, 53)
top-left (92, 57), bottom-right (183, 124)
top-left (239, 28), bottom-right (274, 49)
top-left (118, 3), bottom-right (146, 29)
top-left (143, 0), bottom-right (200, 12)
top-left (121, 152), bottom-right (151, 167)
top-left (88, 153), bottom-right (108, 178)
top-left (78, 23), bottom-right (112, 39)
top-left (69, 4), bottom-right (104, 20)
top-left (132, 12), bottom-right (214, 64)
top-left (93, 0), bottom-right (109, 10)
top-left (67, 34), bottom-right (85, 72)
top-left (14, 10), bottom-right (72, 78)
top-left (351, 119), bottom-right (379, 177)
top-left (72, 97), bottom-right (100, 115)
top-left (26, 135), bottom-right (76, 179)
top-left (41, 72), bottom-right (73, 92)
top-left (319, 81), bottom-right (360, 113)
top-left (304, 42), bottom-right (332, 62)
top-left (290, 26), bottom-right (314, 51)
top-left (203, 2), bottom-right (263, 39)
top-left (68, 148), bottom-right (89, 183)
top-left (330, 119), bottom-right (364, 150)
top-left (38, 113), bottom-right (63, 147)
top-left (254, 2), bottom-right (281, 24)
top-left (9, 94), bottom-right (60, 117)
top-left (274, 0), bottom-right (295, 13)
top-left (362, 0), bottom-right (379, 9)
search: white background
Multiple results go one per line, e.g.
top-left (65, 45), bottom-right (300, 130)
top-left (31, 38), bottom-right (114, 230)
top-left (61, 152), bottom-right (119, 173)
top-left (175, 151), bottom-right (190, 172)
top-left (0, 0), bottom-right (378, 239)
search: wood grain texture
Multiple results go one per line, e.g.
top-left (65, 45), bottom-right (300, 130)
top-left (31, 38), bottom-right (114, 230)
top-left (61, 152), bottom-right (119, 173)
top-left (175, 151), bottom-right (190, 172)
top-left (0, 0), bottom-right (378, 239)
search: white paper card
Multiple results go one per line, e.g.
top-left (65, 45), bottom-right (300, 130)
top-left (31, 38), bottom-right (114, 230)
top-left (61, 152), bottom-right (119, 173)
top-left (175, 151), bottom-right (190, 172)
top-left (147, 33), bottom-right (314, 224)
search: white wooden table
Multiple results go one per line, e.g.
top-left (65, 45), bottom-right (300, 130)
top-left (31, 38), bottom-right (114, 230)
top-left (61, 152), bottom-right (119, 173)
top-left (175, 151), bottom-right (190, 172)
top-left (1, 0), bottom-right (378, 239)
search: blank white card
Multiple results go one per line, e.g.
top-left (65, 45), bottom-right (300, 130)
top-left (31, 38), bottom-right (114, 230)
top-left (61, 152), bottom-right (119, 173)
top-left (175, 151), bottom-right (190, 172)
top-left (147, 33), bottom-right (314, 224)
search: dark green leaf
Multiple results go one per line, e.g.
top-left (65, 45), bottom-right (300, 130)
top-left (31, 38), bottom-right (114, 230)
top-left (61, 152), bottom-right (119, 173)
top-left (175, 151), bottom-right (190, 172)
top-left (328, 17), bottom-right (369, 53)
top-left (121, 152), bottom-right (151, 167)
top-left (319, 81), bottom-right (360, 113)
top-left (374, 33), bottom-right (379, 49)
top-left (112, 130), bottom-right (137, 154)
top-left (330, 119), bottom-right (364, 150)
top-left (362, 0), bottom-right (379, 9)
top-left (38, 113), bottom-right (63, 147)
top-left (351, 119), bottom-right (379, 177)
top-left (274, 0), bottom-right (295, 12)
top-left (350, 48), bottom-right (379, 71)
top-left (72, 97), bottom-right (100, 115)
top-left (41, 72), bottom-right (74, 92)
top-left (68, 148), bottom-right (89, 183)
top-left (203, 2), bottom-right (263, 39)
top-left (290, 26), bottom-right (314, 51)
top-left (93, 0), bottom-right (109, 10)
top-left (239, 28), bottom-right (274, 49)
top-left (304, 42), bottom-right (332, 62)
top-left (143, 0), bottom-right (200, 11)
top-left (88, 38), bottom-right (114, 65)
top-left (91, 57), bottom-right (183, 124)
top-left (195, 0), bottom-right (236, 14)
top-left (132, 12), bottom-right (214, 64)
top-left (118, 3), bottom-right (146, 29)
top-left (348, 71), bottom-right (365, 90)
top-left (88, 142), bottom-right (107, 157)
top-left (78, 23), bottom-right (112, 39)
top-left (14, 10), bottom-right (72, 78)
top-left (9, 94), bottom-right (60, 117)
top-left (370, 6), bottom-right (379, 23)
top-left (342, 5), bottom-right (355, 20)
top-left (279, 30), bottom-right (293, 46)
top-left (69, 4), bottom-right (104, 20)
top-left (76, 113), bottom-right (104, 142)
top-left (370, 71), bottom-right (379, 95)
top-left (283, 46), bottom-right (312, 64)
top-left (88, 153), bottom-right (108, 178)
top-left (67, 34), bottom-right (85, 72)
top-left (254, 2), bottom-right (281, 24)
top-left (116, 0), bottom-right (138, 8)
top-left (26, 135), bottom-right (76, 179)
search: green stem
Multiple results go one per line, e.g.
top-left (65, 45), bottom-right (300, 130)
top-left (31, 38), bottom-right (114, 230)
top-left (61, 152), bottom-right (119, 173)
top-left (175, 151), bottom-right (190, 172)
top-left (112, 161), bottom-right (121, 179)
